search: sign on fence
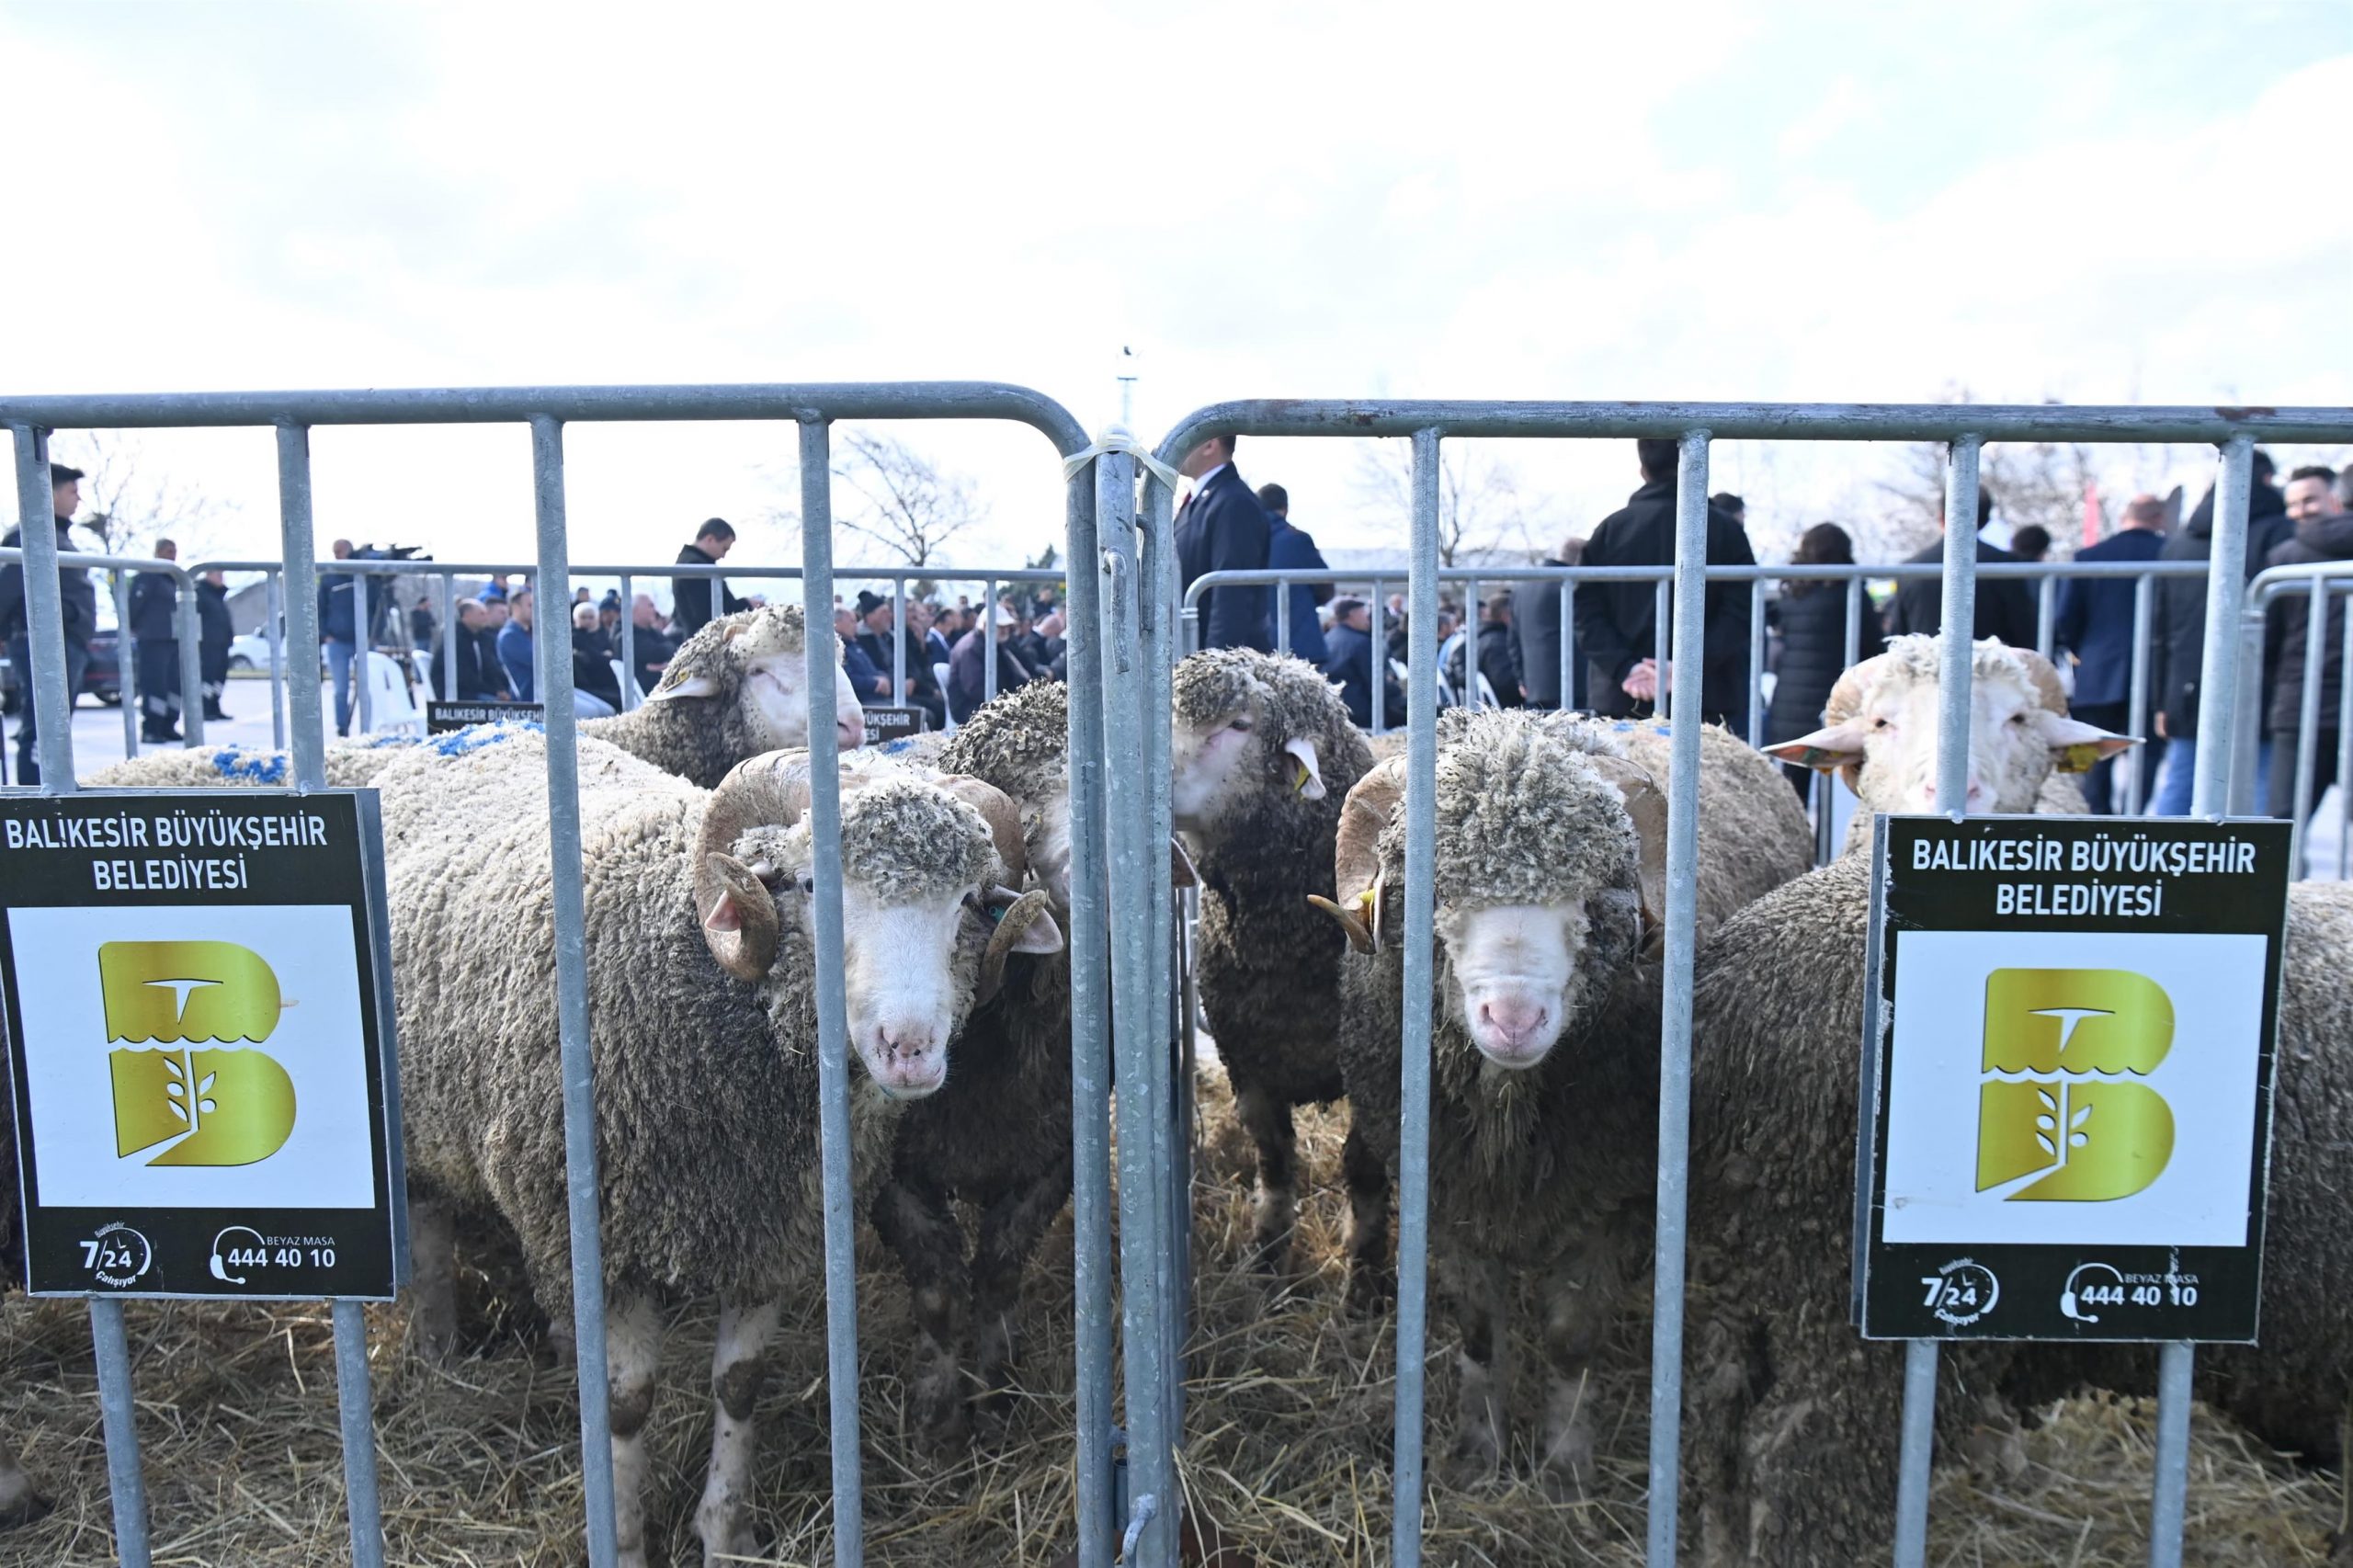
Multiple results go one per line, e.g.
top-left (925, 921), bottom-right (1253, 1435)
top-left (1857, 814), bottom-right (2290, 1342)
top-left (426, 699), bottom-right (544, 733)
top-left (0, 790), bottom-right (406, 1300)
top-left (861, 705), bottom-right (926, 744)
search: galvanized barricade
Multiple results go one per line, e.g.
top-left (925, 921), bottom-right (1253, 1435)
top-left (0, 548), bottom-right (209, 777)
top-left (2, 383), bottom-right (1138, 1568)
top-left (2235, 562), bottom-right (2353, 877)
top-left (1147, 400), bottom-right (2351, 1568)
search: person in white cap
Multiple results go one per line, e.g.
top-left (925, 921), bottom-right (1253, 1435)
top-left (947, 599), bottom-right (1040, 723)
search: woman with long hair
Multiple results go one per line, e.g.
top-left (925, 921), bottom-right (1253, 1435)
top-left (1766, 522), bottom-right (1881, 796)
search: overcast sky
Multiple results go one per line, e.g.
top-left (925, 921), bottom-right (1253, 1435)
top-left (4, 1), bottom-right (2347, 596)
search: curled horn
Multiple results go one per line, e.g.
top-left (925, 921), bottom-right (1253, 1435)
top-left (1820, 653), bottom-right (1890, 727)
top-left (935, 776), bottom-right (1029, 885)
top-left (975, 888), bottom-right (1060, 1005)
top-left (1585, 754), bottom-right (1669, 951)
top-left (693, 751), bottom-right (818, 982)
top-left (1307, 756), bottom-right (1405, 954)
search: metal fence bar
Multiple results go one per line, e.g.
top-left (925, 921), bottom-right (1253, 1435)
top-left (2037, 574), bottom-right (2057, 659)
top-left (1558, 579), bottom-right (1574, 716)
top-left (793, 416), bottom-right (866, 1568)
top-left (111, 570), bottom-right (137, 759)
top-left (1746, 579), bottom-right (1766, 746)
top-left (1646, 428), bottom-right (1711, 1566)
top-left (2338, 603), bottom-right (2352, 880)
top-left (526, 415), bottom-right (622, 1568)
top-left (1895, 431), bottom-right (1983, 1567)
top-left (1100, 442), bottom-right (1176, 1567)
top-left (1275, 571), bottom-right (1290, 654)
top-left (984, 575), bottom-right (999, 704)
top-left (267, 569), bottom-right (287, 749)
top-left (1652, 578), bottom-right (1671, 722)
top-left (175, 569), bottom-right (204, 747)
top-left (1390, 426), bottom-right (1442, 1567)
top-left (2124, 574), bottom-right (2154, 815)
top-left (333, 1298), bottom-right (387, 1568)
top-left (1068, 454), bottom-right (1119, 1568)
top-left (1141, 449), bottom-right (1185, 1445)
top-left (439, 571), bottom-right (460, 701)
top-left (1370, 585), bottom-right (1387, 736)
top-left (891, 577), bottom-right (906, 703)
top-left (2290, 574), bottom-right (2327, 877)
top-left (618, 573), bottom-right (637, 711)
top-left (1464, 575), bottom-right (1480, 710)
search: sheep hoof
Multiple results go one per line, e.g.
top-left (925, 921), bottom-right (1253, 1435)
top-left (912, 1386), bottom-right (973, 1454)
top-left (1344, 1267), bottom-right (1395, 1317)
top-left (695, 1515), bottom-right (761, 1567)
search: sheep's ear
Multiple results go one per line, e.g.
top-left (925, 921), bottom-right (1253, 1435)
top-left (648, 672), bottom-right (722, 701)
top-left (2040, 714), bottom-right (2138, 773)
top-left (1587, 756), bottom-right (1668, 944)
top-left (1762, 719), bottom-right (1871, 772)
top-left (1283, 736), bottom-right (1326, 801)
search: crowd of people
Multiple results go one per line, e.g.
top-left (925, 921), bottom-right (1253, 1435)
top-left (1170, 433), bottom-right (2353, 839)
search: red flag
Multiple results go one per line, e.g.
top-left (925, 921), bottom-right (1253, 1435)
top-left (2082, 479), bottom-right (2103, 549)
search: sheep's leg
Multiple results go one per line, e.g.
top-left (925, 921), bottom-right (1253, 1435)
top-left (871, 1176), bottom-right (972, 1449)
top-left (1535, 1238), bottom-right (1628, 1504)
top-left (605, 1293), bottom-right (664, 1568)
top-left (0, 1440), bottom-right (46, 1528)
top-left (1439, 1251), bottom-right (1508, 1488)
top-left (1340, 1118), bottom-right (1392, 1312)
top-left (1232, 1080), bottom-right (1299, 1274)
top-left (407, 1196), bottom-right (458, 1361)
top-left (693, 1297), bottom-right (780, 1566)
top-left (968, 1157), bottom-right (1071, 1425)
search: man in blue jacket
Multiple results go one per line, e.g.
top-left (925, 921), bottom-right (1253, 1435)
top-left (1321, 597), bottom-right (1403, 730)
top-left (316, 538), bottom-right (372, 736)
top-left (2054, 494), bottom-right (2167, 813)
top-left (1175, 433), bottom-right (1270, 652)
top-left (497, 586), bottom-right (538, 701)
top-left (1257, 483), bottom-right (1330, 665)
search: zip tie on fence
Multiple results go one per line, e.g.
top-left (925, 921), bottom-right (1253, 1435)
top-left (1061, 426), bottom-right (1186, 494)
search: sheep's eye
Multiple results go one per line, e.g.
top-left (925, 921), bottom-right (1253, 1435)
top-left (1227, 717), bottom-right (1254, 733)
top-left (798, 876), bottom-right (815, 895)
top-left (1872, 717), bottom-right (1892, 731)
top-left (2008, 712), bottom-right (2028, 726)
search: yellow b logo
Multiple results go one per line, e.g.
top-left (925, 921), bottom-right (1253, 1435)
top-left (1975, 968), bottom-right (2174, 1202)
top-left (98, 942), bottom-right (297, 1168)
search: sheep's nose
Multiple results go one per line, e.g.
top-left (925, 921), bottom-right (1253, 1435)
top-left (838, 708), bottom-right (867, 749)
top-left (1478, 998), bottom-right (1548, 1049)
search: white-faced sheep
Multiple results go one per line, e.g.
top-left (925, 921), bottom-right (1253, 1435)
top-left (1325, 710), bottom-right (1813, 1498)
top-left (1765, 634), bottom-right (2130, 846)
top-left (82, 604), bottom-right (861, 792)
top-left (871, 679), bottom-right (1076, 1449)
top-left (1683, 859), bottom-right (2352, 1566)
top-left (380, 732), bottom-right (1060, 1568)
top-left (1172, 647), bottom-right (1376, 1278)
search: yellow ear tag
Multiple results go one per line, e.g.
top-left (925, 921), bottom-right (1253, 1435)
top-left (2058, 742), bottom-right (2104, 775)
top-left (1293, 759), bottom-right (1312, 793)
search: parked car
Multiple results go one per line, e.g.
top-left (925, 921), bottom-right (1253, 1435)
top-left (228, 631), bottom-right (273, 671)
top-left (0, 630), bottom-right (119, 715)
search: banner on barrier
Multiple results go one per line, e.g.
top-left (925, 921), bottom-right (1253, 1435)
top-left (426, 699), bottom-right (544, 733)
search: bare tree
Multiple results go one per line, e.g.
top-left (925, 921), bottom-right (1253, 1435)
top-left (50, 430), bottom-right (225, 559)
top-left (829, 432), bottom-right (985, 568)
top-left (1351, 441), bottom-right (1533, 567)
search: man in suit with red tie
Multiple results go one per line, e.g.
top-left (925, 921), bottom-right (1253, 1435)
top-left (1175, 432), bottom-right (1272, 653)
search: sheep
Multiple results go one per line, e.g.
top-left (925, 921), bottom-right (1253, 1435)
top-left (1172, 647), bottom-right (1376, 1278)
top-left (870, 678), bottom-right (1077, 1449)
top-left (1764, 634), bottom-right (2129, 852)
top-left (1324, 709), bottom-right (1813, 1499)
top-left (381, 731), bottom-right (1062, 1568)
top-left (1681, 861), bottom-right (2352, 1567)
top-left (82, 604), bottom-right (860, 793)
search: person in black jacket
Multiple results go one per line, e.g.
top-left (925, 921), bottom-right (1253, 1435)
top-left (429, 598), bottom-right (506, 700)
top-left (626, 594), bottom-right (677, 698)
top-left (671, 518), bottom-right (746, 636)
top-left (197, 569), bottom-right (234, 722)
top-left (1766, 523), bottom-right (1881, 796)
top-left (1513, 536), bottom-right (1586, 711)
top-left (1447, 597), bottom-right (1524, 707)
top-left (129, 538), bottom-right (184, 742)
top-left (1174, 433), bottom-right (1271, 652)
top-left (1574, 438), bottom-right (1757, 724)
top-left (2053, 495), bottom-right (2167, 812)
top-left (947, 605), bottom-right (1038, 723)
top-left (2150, 450), bottom-right (2290, 815)
top-left (1881, 487), bottom-right (2038, 651)
top-left (1320, 597), bottom-right (1404, 730)
top-left (2262, 468), bottom-right (2353, 826)
top-left (570, 601), bottom-right (624, 717)
top-left (2, 462), bottom-right (97, 783)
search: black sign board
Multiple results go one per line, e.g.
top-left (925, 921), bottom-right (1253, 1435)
top-left (0, 790), bottom-right (406, 1300)
top-left (1856, 814), bottom-right (2288, 1343)
top-left (426, 699), bottom-right (544, 733)
top-left (862, 705), bottom-right (926, 744)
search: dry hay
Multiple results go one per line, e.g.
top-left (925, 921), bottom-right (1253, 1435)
top-left (0, 1062), bottom-right (2338, 1566)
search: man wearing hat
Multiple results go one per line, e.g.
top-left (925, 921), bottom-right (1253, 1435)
top-left (947, 600), bottom-right (1039, 724)
top-left (1, 462), bottom-right (97, 783)
top-left (854, 589), bottom-right (944, 727)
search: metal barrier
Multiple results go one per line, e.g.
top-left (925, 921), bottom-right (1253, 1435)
top-left (2234, 563), bottom-right (2353, 878)
top-left (0, 548), bottom-right (208, 777)
top-left (1149, 399), bottom-right (2351, 1568)
top-left (2, 383), bottom-right (1130, 1568)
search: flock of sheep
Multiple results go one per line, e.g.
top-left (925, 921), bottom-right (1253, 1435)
top-left (6, 604), bottom-right (2347, 1565)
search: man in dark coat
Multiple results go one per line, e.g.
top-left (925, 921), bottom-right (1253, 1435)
top-left (1514, 537), bottom-right (1586, 711)
top-left (671, 518), bottom-right (746, 636)
top-left (129, 538), bottom-right (184, 742)
top-left (627, 594), bottom-right (677, 698)
top-left (2262, 467), bottom-right (2353, 827)
top-left (429, 598), bottom-right (506, 700)
top-left (1175, 433), bottom-right (1271, 653)
top-left (947, 604), bottom-right (1038, 723)
top-left (1574, 438), bottom-right (1757, 724)
top-left (1448, 597), bottom-right (1524, 706)
top-left (834, 608), bottom-right (890, 704)
top-left (2150, 450), bottom-right (2290, 814)
top-left (2053, 495), bottom-right (2167, 812)
top-left (2, 462), bottom-right (97, 783)
top-left (1258, 483), bottom-right (1331, 664)
top-left (851, 590), bottom-right (946, 726)
top-left (1882, 487), bottom-right (2039, 651)
top-left (1321, 597), bottom-right (1403, 729)
top-left (197, 569), bottom-right (234, 721)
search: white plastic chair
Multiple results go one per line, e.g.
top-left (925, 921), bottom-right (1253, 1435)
top-left (361, 650), bottom-right (422, 735)
top-left (933, 660), bottom-right (955, 733)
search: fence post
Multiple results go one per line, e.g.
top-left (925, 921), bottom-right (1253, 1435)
top-left (1646, 429), bottom-right (1711, 1567)
top-left (174, 566), bottom-right (204, 746)
top-left (112, 570), bottom-right (137, 759)
top-left (1390, 427), bottom-right (1443, 1568)
top-left (267, 569), bottom-right (287, 749)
